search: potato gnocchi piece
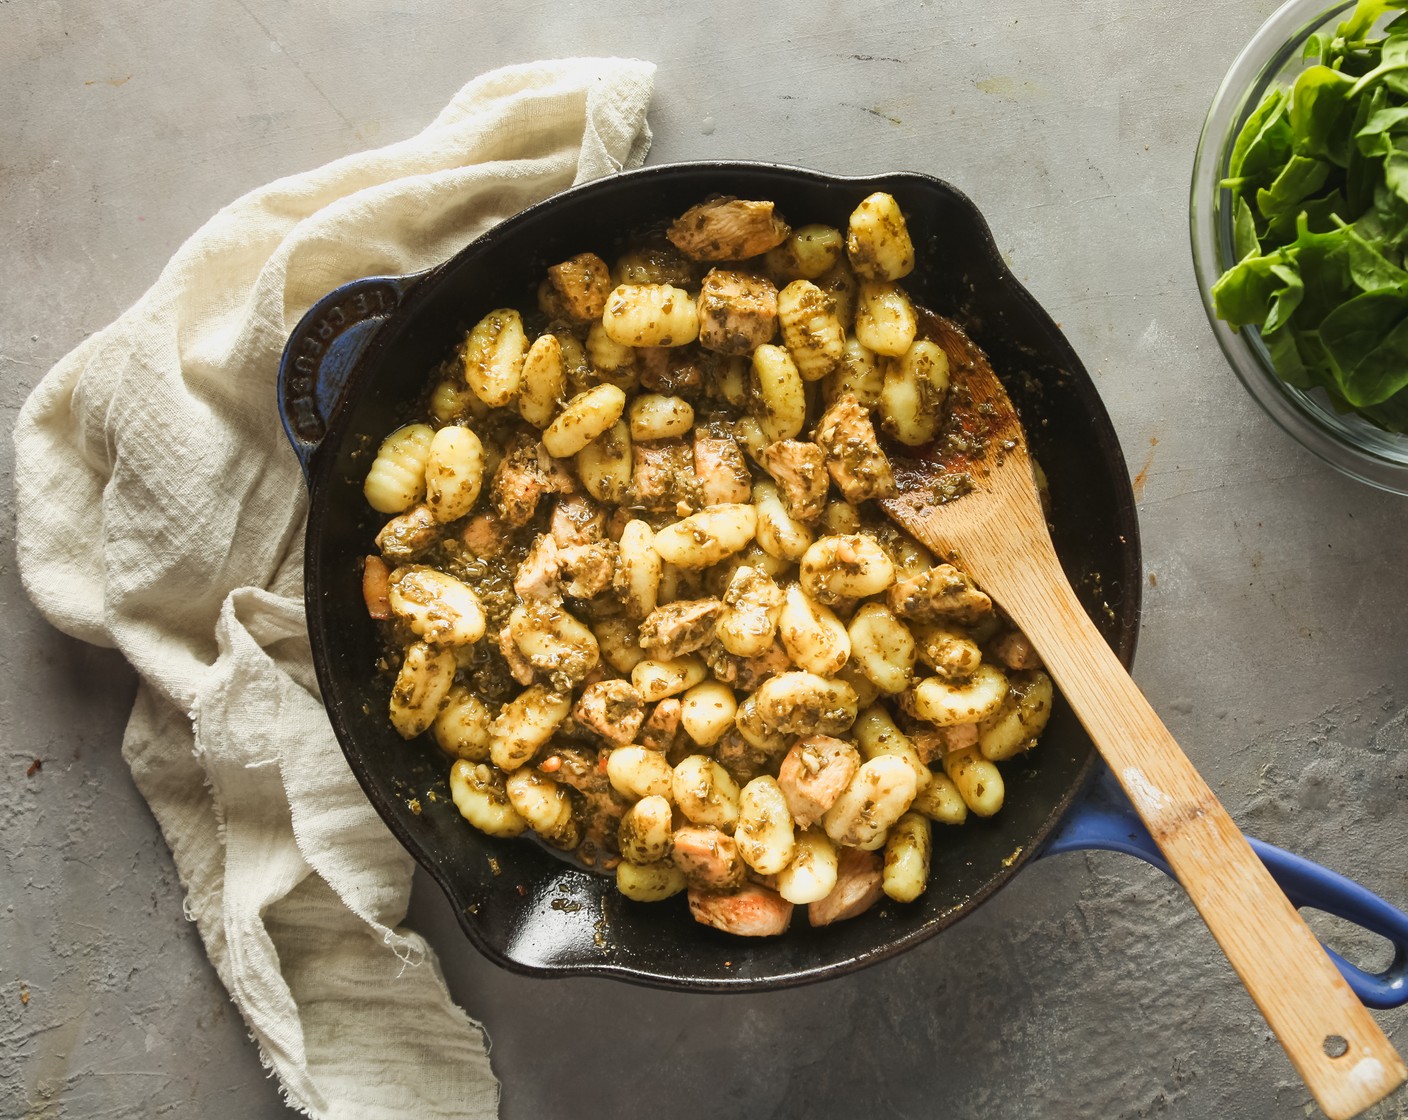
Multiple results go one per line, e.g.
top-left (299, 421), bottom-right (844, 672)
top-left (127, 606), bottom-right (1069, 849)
top-left (908, 664), bottom-right (1010, 727)
top-left (576, 419), bottom-right (633, 503)
top-left (944, 746), bottom-right (1005, 817)
top-left (508, 600), bottom-right (600, 683)
top-left (822, 755), bottom-right (918, 850)
top-left (777, 279), bottom-right (845, 382)
top-left (753, 480), bottom-right (815, 563)
top-left (543, 384), bottom-right (628, 459)
top-left (672, 754), bottom-right (742, 831)
top-left (750, 344), bottom-right (807, 442)
top-left (629, 393), bottom-right (695, 442)
top-left (717, 564), bottom-right (785, 658)
top-left (848, 603), bottom-right (917, 695)
top-left (593, 615), bottom-right (649, 675)
top-left (822, 499), bottom-right (863, 536)
top-left (814, 257), bottom-right (859, 328)
top-left (584, 320), bottom-right (639, 390)
top-left (882, 812), bottom-right (931, 902)
top-left (430, 379), bottom-right (482, 425)
top-left (387, 567), bottom-right (486, 647)
top-left (799, 534), bottom-right (896, 605)
top-left (753, 671), bottom-right (859, 737)
top-left (490, 686), bottom-right (571, 772)
top-left (449, 760), bottom-right (527, 837)
top-left (775, 828), bottom-right (841, 905)
top-left (733, 692), bottom-right (791, 754)
top-left (607, 746), bottom-right (676, 802)
top-left (824, 337), bottom-right (885, 410)
top-left (977, 670), bottom-right (1055, 761)
top-left (911, 772), bottom-right (969, 825)
top-left (914, 623), bottom-right (983, 681)
top-left (462, 308), bottom-right (527, 407)
top-left (847, 192), bottom-right (915, 281)
top-left (505, 768), bottom-right (579, 849)
top-left (736, 776), bottom-right (798, 875)
top-left (852, 704), bottom-right (931, 794)
top-left (617, 859), bottom-right (688, 902)
top-left (364, 423), bottom-right (435, 515)
top-left (518, 334), bottom-right (567, 429)
top-left (424, 425), bottom-right (486, 523)
top-left (880, 339), bottom-right (950, 447)
top-left (679, 680), bottom-right (739, 748)
top-left (854, 280), bottom-right (917, 358)
top-left (389, 641), bottom-right (457, 738)
top-left (603, 283), bottom-right (700, 348)
top-left (433, 686), bottom-right (492, 761)
top-left (614, 519), bottom-right (662, 620)
top-left (778, 584), bottom-right (851, 677)
top-left (652, 504), bottom-right (758, 569)
top-left (631, 655), bottom-right (708, 702)
top-left (764, 223), bottom-right (845, 283)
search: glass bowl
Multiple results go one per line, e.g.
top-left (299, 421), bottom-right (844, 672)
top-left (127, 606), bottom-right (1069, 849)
top-left (1190, 0), bottom-right (1408, 494)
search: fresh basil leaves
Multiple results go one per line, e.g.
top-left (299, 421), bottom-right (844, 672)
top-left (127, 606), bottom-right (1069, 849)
top-left (1212, 0), bottom-right (1408, 426)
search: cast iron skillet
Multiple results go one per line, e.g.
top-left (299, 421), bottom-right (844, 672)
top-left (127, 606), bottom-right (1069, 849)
top-left (277, 162), bottom-right (1408, 1001)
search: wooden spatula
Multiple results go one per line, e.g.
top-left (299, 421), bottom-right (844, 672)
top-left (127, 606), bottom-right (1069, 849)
top-left (879, 317), bottom-right (1405, 1120)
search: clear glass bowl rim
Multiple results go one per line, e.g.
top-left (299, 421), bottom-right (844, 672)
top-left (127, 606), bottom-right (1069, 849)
top-left (1189, 0), bottom-right (1408, 494)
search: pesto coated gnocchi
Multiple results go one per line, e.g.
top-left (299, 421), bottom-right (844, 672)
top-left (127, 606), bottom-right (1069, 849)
top-left (360, 191), bottom-right (1058, 939)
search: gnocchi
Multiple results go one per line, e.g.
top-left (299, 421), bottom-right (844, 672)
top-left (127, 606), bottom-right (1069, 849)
top-left (362, 190), bottom-right (1059, 937)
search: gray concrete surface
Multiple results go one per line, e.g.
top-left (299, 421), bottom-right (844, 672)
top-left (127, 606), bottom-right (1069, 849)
top-left (4, 1), bottom-right (1407, 1117)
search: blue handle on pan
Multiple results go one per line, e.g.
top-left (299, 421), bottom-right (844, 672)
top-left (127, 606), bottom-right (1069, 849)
top-left (277, 274), bottom-right (420, 480)
top-left (1044, 767), bottom-right (1408, 1009)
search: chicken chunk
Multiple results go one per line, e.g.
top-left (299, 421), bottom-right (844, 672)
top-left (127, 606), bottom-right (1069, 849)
top-left (887, 564), bottom-right (993, 625)
top-left (461, 512), bottom-right (508, 558)
top-left (637, 347), bottom-right (704, 396)
top-left (672, 826), bottom-right (747, 890)
top-left (908, 723), bottom-right (977, 764)
top-left (630, 438), bottom-right (696, 512)
top-left (559, 540), bottom-right (618, 599)
top-left (713, 728), bottom-right (776, 784)
top-left (573, 680), bottom-right (646, 746)
top-left (696, 269), bottom-right (780, 355)
top-left (539, 252), bottom-right (612, 323)
top-left (668, 197), bottom-right (791, 261)
top-left (693, 435), bottom-right (753, 506)
top-left (776, 735), bottom-right (861, 828)
top-left (491, 436), bottom-right (555, 527)
top-left (514, 534), bottom-right (561, 600)
top-left (758, 439), bottom-right (830, 521)
top-left (813, 392), bottom-right (896, 503)
top-left (498, 623), bottom-right (537, 686)
top-left (638, 598), bottom-right (723, 659)
top-left (640, 698), bottom-right (683, 753)
top-left (688, 884), bottom-right (794, 937)
top-left (808, 846), bottom-right (884, 926)
top-left (362, 555), bottom-right (392, 620)
top-left (550, 493), bottom-right (606, 547)
top-left (375, 503), bottom-right (439, 563)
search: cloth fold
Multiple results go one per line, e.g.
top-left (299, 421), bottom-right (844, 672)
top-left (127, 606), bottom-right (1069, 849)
top-left (14, 58), bottom-right (656, 1118)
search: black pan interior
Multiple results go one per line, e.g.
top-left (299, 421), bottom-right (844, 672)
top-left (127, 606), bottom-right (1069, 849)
top-left (302, 163), bottom-right (1142, 991)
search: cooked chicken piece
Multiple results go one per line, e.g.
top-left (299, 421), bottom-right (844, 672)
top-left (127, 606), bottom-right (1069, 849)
top-left (776, 735), bottom-right (861, 828)
top-left (559, 540), bottom-right (618, 599)
top-left (672, 825), bottom-right (747, 890)
top-left (514, 534), bottom-right (562, 600)
top-left (991, 629), bottom-right (1043, 670)
top-left (363, 555), bottom-right (392, 619)
top-left (498, 623), bottom-right (537, 686)
top-left (758, 439), bottom-right (829, 521)
top-left (550, 493), bottom-right (606, 547)
top-left (887, 564), bottom-right (993, 625)
top-left (908, 723), bottom-right (977, 764)
top-left (713, 728), bottom-right (776, 784)
top-left (808, 846), bottom-right (884, 926)
top-left (688, 884), bottom-right (793, 937)
top-left (637, 346), bottom-right (704, 396)
top-left (605, 506), bottom-right (632, 543)
top-left (491, 436), bottom-right (553, 527)
top-left (731, 641), bottom-right (793, 692)
top-left (813, 392), bottom-right (896, 503)
top-left (375, 503), bottom-right (439, 562)
top-left (539, 252), bottom-right (612, 323)
top-left (549, 745), bottom-right (629, 860)
top-left (630, 438), bottom-right (696, 511)
top-left (668, 197), bottom-right (791, 262)
top-left (640, 698), bottom-right (683, 753)
top-left (696, 269), bottom-right (780, 355)
top-left (460, 513), bottom-right (508, 559)
top-left (693, 434), bottom-right (753, 506)
top-left (573, 680), bottom-right (646, 746)
top-left (638, 598), bottom-right (723, 659)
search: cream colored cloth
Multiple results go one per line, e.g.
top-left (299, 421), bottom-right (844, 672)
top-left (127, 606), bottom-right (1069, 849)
top-left (13, 58), bottom-right (655, 1118)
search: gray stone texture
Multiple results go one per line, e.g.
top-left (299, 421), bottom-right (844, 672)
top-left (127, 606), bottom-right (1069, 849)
top-left (4, 1), bottom-right (1406, 1117)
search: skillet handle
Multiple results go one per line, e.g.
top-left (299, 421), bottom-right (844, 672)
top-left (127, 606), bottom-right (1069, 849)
top-left (1045, 792), bottom-right (1408, 1010)
top-left (277, 275), bottom-right (415, 481)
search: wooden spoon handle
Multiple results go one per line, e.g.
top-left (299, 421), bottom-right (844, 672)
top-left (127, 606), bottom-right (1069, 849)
top-left (998, 566), bottom-right (1405, 1120)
